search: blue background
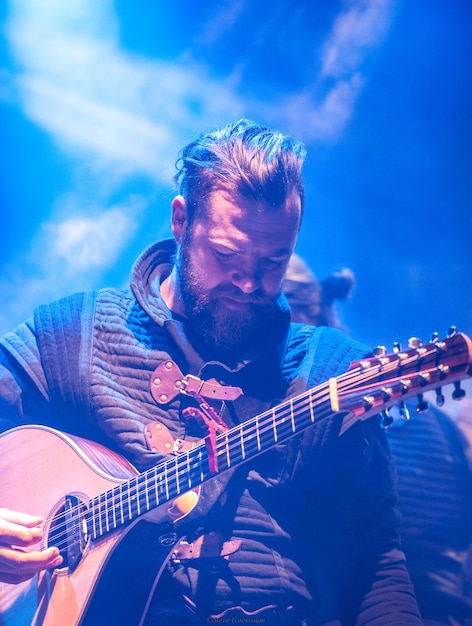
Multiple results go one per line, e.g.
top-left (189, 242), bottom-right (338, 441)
top-left (1, 0), bottom-right (471, 353)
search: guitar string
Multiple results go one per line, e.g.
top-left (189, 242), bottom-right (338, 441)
top-left (33, 346), bottom-right (451, 549)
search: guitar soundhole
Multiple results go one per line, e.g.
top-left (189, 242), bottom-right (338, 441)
top-left (46, 494), bottom-right (90, 572)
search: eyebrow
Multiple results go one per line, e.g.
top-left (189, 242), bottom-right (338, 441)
top-left (211, 239), bottom-right (293, 260)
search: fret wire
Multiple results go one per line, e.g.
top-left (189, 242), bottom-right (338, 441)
top-left (154, 466), bottom-right (161, 506)
top-left (113, 485), bottom-right (124, 530)
top-left (272, 408), bottom-right (278, 443)
top-left (174, 454), bottom-right (185, 493)
top-left (93, 496), bottom-right (99, 537)
top-left (163, 462), bottom-right (170, 501)
top-left (225, 430), bottom-right (231, 467)
top-left (94, 494), bottom-right (101, 536)
top-left (198, 447), bottom-right (205, 482)
top-left (99, 492), bottom-right (106, 534)
top-left (168, 458), bottom-right (182, 501)
top-left (138, 473), bottom-right (149, 513)
top-left (123, 481), bottom-right (133, 522)
top-left (309, 389), bottom-right (316, 422)
top-left (105, 490), bottom-right (111, 533)
top-left (240, 423), bottom-right (246, 460)
top-left (184, 452), bottom-right (192, 489)
top-left (91, 497), bottom-right (98, 539)
top-left (183, 453), bottom-right (195, 492)
top-left (100, 493), bottom-right (107, 534)
top-left (111, 487), bottom-right (117, 529)
top-left (135, 476), bottom-right (142, 517)
top-left (186, 449), bottom-right (201, 487)
top-left (113, 484), bottom-right (125, 528)
top-left (113, 488), bottom-right (121, 529)
top-left (100, 493), bottom-right (106, 535)
top-left (130, 477), bottom-right (138, 518)
top-left (148, 467), bottom-right (159, 509)
top-left (127, 480), bottom-right (133, 522)
top-left (142, 473), bottom-right (150, 512)
top-left (174, 455), bottom-right (181, 494)
top-left (103, 492), bottom-right (109, 534)
top-left (117, 483), bottom-right (124, 526)
top-left (144, 471), bottom-right (150, 512)
top-left (290, 398), bottom-right (295, 432)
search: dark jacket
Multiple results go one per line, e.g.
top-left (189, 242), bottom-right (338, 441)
top-left (0, 240), bottom-right (421, 624)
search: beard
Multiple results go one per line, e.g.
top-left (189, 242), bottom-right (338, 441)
top-left (175, 235), bottom-right (283, 360)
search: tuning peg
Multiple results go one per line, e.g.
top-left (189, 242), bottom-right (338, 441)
top-left (408, 337), bottom-right (423, 349)
top-left (415, 393), bottom-right (429, 413)
top-left (452, 381), bottom-right (466, 401)
top-left (431, 331), bottom-right (439, 343)
top-left (398, 401), bottom-right (411, 421)
top-left (380, 410), bottom-right (394, 429)
top-left (447, 326), bottom-right (457, 337)
top-left (393, 342), bottom-right (402, 354)
top-left (373, 346), bottom-right (387, 357)
top-left (435, 388), bottom-right (445, 407)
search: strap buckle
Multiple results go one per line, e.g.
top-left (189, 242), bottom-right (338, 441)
top-left (150, 360), bottom-right (242, 406)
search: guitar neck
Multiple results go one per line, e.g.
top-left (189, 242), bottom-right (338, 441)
top-left (87, 331), bottom-right (472, 540)
top-left (87, 384), bottom-right (332, 540)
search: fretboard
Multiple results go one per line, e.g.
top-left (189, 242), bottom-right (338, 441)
top-left (87, 382), bottom-right (333, 540)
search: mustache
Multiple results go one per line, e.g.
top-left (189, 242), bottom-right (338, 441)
top-left (210, 286), bottom-right (272, 305)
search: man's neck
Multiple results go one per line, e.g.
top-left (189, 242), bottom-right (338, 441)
top-left (160, 268), bottom-right (186, 317)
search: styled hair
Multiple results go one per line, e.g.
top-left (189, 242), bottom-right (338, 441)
top-left (173, 118), bottom-right (306, 223)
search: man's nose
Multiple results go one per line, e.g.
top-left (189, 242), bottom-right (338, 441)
top-left (231, 263), bottom-right (261, 294)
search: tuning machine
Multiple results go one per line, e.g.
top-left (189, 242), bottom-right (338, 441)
top-left (452, 381), bottom-right (466, 401)
top-left (380, 409), bottom-right (394, 429)
top-left (415, 393), bottom-right (429, 413)
top-left (407, 337), bottom-right (423, 349)
top-left (398, 401), bottom-right (411, 421)
top-left (435, 388), bottom-right (445, 407)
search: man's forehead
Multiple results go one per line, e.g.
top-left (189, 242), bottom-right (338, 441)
top-left (194, 191), bottom-right (301, 254)
top-left (202, 189), bottom-right (301, 225)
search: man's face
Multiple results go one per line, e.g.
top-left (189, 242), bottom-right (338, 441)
top-left (174, 189), bottom-right (301, 358)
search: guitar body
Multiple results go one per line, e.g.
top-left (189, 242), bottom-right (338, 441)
top-left (0, 426), bottom-right (176, 626)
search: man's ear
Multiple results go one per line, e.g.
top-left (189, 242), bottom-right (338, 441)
top-left (171, 195), bottom-right (188, 243)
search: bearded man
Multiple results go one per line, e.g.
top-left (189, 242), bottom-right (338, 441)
top-left (0, 119), bottom-right (421, 625)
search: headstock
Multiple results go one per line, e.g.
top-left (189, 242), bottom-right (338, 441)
top-left (338, 328), bottom-right (472, 432)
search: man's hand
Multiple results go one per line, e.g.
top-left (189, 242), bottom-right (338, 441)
top-left (0, 508), bottom-right (63, 584)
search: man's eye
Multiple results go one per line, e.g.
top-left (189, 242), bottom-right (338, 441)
top-left (263, 258), bottom-right (285, 269)
top-left (214, 249), bottom-right (236, 262)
